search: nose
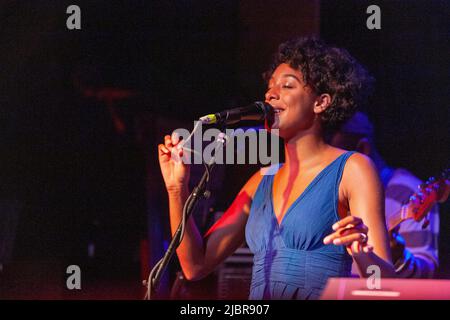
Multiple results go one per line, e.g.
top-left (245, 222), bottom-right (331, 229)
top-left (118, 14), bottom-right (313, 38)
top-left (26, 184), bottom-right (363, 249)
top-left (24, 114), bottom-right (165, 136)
top-left (265, 86), bottom-right (279, 102)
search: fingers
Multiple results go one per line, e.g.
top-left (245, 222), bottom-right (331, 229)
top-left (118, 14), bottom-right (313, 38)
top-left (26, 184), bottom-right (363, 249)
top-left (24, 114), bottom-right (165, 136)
top-left (331, 215), bottom-right (363, 231)
top-left (340, 223), bottom-right (368, 235)
top-left (323, 222), bottom-right (368, 245)
top-left (164, 133), bottom-right (182, 148)
top-left (159, 144), bottom-right (170, 155)
top-left (158, 144), bottom-right (172, 164)
top-left (171, 131), bottom-right (180, 145)
top-left (159, 143), bottom-right (175, 160)
top-left (158, 132), bottom-right (186, 163)
top-left (161, 134), bottom-right (185, 162)
top-left (350, 241), bottom-right (360, 254)
top-left (164, 135), bottom-right (172, 149)
top-left (328, 232), bottom-right (367, 246)
top-left (348, 241), bottom-right (374, 256)
top-left (323, 216), bottom-right (375, 256)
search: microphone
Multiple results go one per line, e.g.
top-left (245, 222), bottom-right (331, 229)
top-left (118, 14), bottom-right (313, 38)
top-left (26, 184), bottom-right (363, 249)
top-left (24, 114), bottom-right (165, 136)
top-left (199, 101), bottom-right (273, 125)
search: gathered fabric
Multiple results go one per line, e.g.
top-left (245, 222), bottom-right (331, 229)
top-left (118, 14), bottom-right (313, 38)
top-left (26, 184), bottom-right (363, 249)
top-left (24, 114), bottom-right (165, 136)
top-left (245, 151), bottom-right (355, 300)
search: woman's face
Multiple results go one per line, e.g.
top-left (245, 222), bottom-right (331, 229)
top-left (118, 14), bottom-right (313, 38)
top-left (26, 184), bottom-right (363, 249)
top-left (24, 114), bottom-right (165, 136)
top-left (265, 63), bottom-right (318, 140)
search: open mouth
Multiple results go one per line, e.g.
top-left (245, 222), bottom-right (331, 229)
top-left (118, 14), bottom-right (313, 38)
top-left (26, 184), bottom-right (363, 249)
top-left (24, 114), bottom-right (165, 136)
top-left (273, 108), bottom-right (285, 115)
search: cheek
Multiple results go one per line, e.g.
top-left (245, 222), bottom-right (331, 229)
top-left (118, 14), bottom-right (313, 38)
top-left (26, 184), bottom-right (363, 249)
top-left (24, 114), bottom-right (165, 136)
top-left (287, 97), bottom-right (313, 118)
top-left (286, 91), bottom-right (310, 108)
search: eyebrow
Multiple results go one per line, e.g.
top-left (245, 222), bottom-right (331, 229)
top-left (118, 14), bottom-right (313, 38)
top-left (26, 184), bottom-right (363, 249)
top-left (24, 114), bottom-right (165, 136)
top-left (282, 74), bottom-right (302, 83)
top-left (270, 74), bottom-right (302, 84)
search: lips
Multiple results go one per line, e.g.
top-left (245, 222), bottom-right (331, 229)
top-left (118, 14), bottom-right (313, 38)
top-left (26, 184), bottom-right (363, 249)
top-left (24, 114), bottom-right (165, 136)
top-left (273, 107), bottom-right (285, 114)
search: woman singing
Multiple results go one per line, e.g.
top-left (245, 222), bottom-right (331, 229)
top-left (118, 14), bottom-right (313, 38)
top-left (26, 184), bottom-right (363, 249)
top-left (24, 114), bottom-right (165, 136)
top-left (158, 37), bottom-right (395, 300)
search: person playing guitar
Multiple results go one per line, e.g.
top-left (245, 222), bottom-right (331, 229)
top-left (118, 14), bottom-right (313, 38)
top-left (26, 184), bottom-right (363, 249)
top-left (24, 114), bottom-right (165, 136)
top-left (330, 112), bottom-right (448, 278)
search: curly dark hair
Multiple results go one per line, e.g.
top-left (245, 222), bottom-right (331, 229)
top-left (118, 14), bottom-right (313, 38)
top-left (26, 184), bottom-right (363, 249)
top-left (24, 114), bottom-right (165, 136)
top-left (264, 37), bottom-right (374, 133)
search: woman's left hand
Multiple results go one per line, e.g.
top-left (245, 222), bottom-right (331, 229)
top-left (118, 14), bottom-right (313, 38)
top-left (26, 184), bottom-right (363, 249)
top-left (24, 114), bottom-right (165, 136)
top-left (323, 216), bottom-right (374, 256)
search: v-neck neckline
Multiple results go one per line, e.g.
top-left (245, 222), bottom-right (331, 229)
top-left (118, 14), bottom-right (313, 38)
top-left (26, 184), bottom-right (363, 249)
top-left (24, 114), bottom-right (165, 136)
top-left (270, 151), bottom-right (349, 228)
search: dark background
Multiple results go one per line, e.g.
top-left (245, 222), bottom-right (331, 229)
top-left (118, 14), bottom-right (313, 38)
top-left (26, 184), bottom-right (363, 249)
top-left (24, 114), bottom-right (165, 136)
top-left (0, 0), bottom-right (448, 299)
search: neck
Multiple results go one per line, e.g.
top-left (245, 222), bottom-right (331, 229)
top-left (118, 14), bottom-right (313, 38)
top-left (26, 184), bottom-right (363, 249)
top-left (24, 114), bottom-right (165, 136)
top-left (283, 127), bottom-right (328, 171)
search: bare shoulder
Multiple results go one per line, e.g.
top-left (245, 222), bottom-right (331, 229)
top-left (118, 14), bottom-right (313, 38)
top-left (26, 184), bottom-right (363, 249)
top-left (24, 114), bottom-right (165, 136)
top-left (341, 152), bottom-right (381, 195)
top-left (241, 169), bottom-right (265, 200)
top-left (345, 152), bottom-right (377, 172)
top-left (322, 146), bottom-right (376, 177)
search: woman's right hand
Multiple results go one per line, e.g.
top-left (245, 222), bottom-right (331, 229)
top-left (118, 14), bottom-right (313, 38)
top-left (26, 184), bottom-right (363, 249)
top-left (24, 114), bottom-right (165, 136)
top-left (158, 133), bottom-right (190, 193)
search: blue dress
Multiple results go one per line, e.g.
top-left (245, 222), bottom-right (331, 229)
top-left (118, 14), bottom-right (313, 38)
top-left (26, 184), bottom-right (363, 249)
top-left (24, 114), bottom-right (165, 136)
top-left (245, 151), bottom-right (355, 300)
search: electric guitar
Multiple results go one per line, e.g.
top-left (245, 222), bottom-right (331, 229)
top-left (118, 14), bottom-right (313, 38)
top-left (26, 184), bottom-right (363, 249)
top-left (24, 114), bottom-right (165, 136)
top-left (386, 169), bottom-right (450, 232)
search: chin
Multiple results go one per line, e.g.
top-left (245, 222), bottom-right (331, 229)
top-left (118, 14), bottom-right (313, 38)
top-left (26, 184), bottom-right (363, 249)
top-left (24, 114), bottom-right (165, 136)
top-left (265, 123), bottom-right (289, 141)
top-left (265, 115), bottom-right (300, 141)
top-left (264, 115), bottom-right (281, 131)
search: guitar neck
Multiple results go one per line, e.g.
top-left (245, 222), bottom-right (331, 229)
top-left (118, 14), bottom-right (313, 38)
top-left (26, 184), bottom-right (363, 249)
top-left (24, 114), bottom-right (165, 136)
top-left (386, 170), bottom-right (449, 232)
top-left (386, 205), bottom-right (409, 232)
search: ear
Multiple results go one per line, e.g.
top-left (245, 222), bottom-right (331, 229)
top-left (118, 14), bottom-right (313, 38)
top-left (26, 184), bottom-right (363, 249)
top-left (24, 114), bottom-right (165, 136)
top-left (355, 137), bottom-right (371, 156)
top-left (313, 93), bottom-right (332, 114)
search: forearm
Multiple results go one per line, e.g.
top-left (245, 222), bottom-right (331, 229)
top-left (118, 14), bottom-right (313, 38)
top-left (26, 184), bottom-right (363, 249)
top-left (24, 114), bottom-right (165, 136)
top-left (168, 187), bottom-right (208, 280)
top-left (353, 252), bottom-right (396, 278)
